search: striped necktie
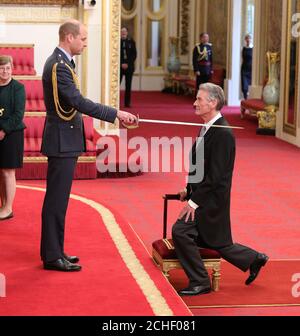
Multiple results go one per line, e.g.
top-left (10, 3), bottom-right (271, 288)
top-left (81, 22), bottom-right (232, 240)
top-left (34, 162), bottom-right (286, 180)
top-left (199, 126), bottom-right (207, 137)
top-left (196, 126), bottom-right (206, 148)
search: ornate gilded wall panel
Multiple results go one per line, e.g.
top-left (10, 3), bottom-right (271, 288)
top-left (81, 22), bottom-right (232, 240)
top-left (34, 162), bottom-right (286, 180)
top-left (206, 0), bottom-right (228, 67)
top-left (180, 0), bottom-right (189, 55)
top-left (0, 5), bottom-right (77, 22)
top-left (100, 0), bottom-right (121, 132)
top-left (266, 0), bottom-right (283, 52)
top-left (110, 0), bottom-right (121, 109)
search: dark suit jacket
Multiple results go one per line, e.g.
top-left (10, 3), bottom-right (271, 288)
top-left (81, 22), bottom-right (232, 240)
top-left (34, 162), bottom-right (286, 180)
top-left (187, 117), bottom-right (235, 248)
top-left (0, 79), bottom-right (26, 134)
top-left (120, 38), bottom-right (137, 72)
top-left (41, 48), bottom-right (117, 157)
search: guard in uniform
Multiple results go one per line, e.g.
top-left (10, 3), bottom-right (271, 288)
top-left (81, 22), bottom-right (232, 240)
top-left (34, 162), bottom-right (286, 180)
top-left (41, 20), bottom-right (136, 272)
top-left (193, 33), bottom-right (213, 93)
top-left (120, 27), bottom-right (137, 107)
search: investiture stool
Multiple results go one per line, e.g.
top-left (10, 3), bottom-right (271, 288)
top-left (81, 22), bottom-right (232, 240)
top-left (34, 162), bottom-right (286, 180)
top-left (193, 32), bottom-right (213, 94)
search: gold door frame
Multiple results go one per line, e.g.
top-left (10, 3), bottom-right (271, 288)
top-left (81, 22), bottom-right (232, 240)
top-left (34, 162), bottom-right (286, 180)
top-left (283, 0), bottom-right (299, 135)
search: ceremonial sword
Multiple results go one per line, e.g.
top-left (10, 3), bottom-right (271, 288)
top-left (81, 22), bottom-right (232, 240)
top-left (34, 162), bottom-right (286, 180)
top-left (122, 116), bottom-right (244, 130)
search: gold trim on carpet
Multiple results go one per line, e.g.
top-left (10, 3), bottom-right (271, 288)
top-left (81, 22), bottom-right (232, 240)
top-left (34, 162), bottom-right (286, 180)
top-left (16, 185), bottom-right (174, 316)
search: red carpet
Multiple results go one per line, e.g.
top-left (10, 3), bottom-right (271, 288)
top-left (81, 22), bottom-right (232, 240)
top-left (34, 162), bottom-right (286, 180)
top-left (0, 186), bottom-right (191, 316)
top-left (117, 92), bottom-right (300, 261)
top-left (3, 92), bottom-right (300, 316)
top-left (170, 260), bottom-right (300, 309)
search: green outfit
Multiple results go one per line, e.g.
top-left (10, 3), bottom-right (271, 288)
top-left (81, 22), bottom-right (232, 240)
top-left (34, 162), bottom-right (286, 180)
top-left (0, 79), bottom-right (26, 168)
top-left (0, 79), bottom-right (26, 134)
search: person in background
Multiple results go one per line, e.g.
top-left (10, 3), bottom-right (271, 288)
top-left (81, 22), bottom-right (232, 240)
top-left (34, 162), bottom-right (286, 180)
top-left (120, 27), bottom-right (137, 108)
top-left (193, 32), bottom-right (213, 95)
top-left (0, 55), bottom-right (26, 221)
top-left (241, 34), bottom-right (253, 100)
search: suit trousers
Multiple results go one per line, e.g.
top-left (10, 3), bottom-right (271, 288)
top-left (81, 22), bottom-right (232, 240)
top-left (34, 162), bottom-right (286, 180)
top-left (120, 68), bottom-right (134, 106)
top-left (172, 218), bottom-right (259, 287)
top-left (40, 156), bottom-right (78, 262)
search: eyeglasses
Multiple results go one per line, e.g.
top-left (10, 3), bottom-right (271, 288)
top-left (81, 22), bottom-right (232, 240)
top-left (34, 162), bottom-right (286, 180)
top-left (0, 66), bottom-right (12, 72)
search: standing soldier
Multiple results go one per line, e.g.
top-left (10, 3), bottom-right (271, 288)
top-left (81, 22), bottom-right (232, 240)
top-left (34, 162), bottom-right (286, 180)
top-left (193, 32), bottom-right (213, 94)
top-left (120, 27), bottom-right (137, 108)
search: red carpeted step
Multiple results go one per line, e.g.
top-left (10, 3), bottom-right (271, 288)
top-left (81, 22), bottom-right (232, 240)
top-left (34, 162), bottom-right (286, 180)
top-left (0, 187), bottom-right (191, 316)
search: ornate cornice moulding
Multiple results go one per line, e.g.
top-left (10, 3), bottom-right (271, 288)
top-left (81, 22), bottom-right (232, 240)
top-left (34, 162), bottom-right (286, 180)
top-left (0, 2), bottom-right (78, 23)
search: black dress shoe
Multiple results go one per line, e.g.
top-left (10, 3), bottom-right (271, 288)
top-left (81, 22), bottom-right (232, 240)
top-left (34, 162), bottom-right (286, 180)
top-left (0, 212), bottom-right (13, 221)
top-left (245, 253), bottom-right (269, 285)
top-left (63, 253), bottom-right (79, 264)
top-left (178, 285), bottom-right (211, 296)
top-left (43, 258), bottom-right (82, 272)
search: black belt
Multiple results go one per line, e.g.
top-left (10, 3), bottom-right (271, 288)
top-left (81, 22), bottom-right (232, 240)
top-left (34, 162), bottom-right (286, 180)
top-left (198, 61), bottom-right (211, 66)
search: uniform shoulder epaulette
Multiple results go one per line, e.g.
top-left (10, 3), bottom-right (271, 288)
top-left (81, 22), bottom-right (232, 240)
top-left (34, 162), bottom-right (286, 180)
top-left (56, 53), bottom-right (70, 67)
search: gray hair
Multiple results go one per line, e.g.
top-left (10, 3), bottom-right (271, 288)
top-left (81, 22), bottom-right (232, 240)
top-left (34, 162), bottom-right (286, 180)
top-left (199, 83), bottom-right (226, 111)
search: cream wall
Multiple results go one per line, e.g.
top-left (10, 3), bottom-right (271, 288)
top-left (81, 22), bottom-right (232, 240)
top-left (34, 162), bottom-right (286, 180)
top-left (0, 5), bottom-right (78, 75)
top-left (0, 23), bottom-right (58, 75)
top-left (0, 5), bottom-right (103, 104)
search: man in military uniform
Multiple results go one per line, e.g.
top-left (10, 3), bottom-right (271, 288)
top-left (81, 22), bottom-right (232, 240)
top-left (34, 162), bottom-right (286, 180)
top-left (193, 33), bottom-right (213, 94)
top-left (120, 27), bottom-right (137, 108)
top-left (41, 20), bottom-right (137, 272)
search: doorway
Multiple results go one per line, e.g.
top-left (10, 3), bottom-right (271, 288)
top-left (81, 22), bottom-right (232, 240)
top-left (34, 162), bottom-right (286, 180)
top-left (121, 0), bottom-right (169, 91)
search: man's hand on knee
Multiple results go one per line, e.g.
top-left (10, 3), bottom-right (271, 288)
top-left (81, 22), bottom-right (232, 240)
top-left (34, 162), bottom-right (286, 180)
top-left (179, 203), bottom-right (195, 222)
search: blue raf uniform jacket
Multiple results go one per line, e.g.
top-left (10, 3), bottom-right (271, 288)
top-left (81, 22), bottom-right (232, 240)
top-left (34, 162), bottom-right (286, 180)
top-left (41, 48), bottom-right (117, 157)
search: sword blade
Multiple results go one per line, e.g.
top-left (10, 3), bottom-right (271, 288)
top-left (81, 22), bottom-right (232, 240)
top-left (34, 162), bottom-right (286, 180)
top-left (138, 118), bottom-right (244, 130)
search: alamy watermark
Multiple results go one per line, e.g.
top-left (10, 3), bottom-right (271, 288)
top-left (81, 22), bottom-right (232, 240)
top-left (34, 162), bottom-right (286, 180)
top-left (0, 273), bottom-right (6, 297)
top-left (96, 130), bottom-right (205, 184)
top-left (291, 273), bottom-right (300, 298)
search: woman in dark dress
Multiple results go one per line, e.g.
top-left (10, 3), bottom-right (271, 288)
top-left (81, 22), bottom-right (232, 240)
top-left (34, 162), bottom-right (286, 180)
top-left (241, 34), bottom-right (253, 100)
top-left (0, 55), bottom-right (26, 220)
